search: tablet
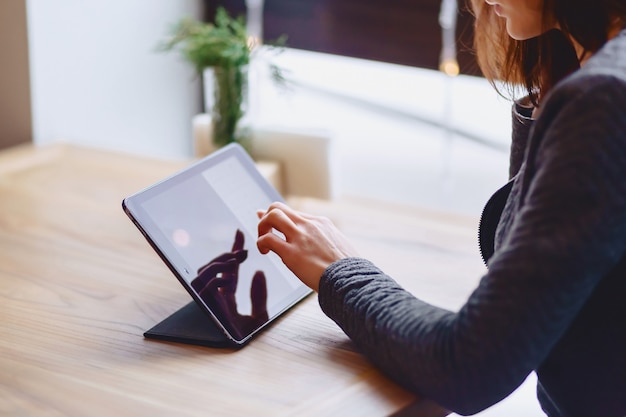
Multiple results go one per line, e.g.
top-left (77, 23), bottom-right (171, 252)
top-left (122, 143), bottom-right (312, 347)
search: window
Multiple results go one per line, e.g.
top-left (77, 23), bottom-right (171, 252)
top-left (205, 0), bottom-right (479, 75)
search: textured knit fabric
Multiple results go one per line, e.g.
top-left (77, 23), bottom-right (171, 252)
top-left (510, 97), bottom-right (535, 179)
top-left (318, 30), bottom-right (626, 416)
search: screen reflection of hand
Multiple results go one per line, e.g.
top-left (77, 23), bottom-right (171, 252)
top-left (191, 229), bottom-right (269, 339)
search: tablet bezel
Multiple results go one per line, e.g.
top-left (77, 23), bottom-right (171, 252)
top-left (122, 143), bottom-right (312, 346)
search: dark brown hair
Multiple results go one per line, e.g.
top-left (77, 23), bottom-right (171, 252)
top-left (470, 0), bottom-right (626, 105)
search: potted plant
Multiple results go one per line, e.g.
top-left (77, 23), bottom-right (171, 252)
top-left (161, 7), bottom-right (286, 152)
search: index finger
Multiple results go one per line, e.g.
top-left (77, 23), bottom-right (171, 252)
top-left (257, 204), bottom-right (299, 238)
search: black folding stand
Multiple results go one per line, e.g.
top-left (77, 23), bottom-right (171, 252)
top-left (143, 301), bottom-right (232, 348)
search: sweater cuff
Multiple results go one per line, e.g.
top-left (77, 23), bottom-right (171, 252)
top-left (318, 257), bottom-right (381, 320)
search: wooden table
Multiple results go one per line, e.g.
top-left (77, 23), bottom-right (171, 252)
top-left (0, 144), bottom-right (486, 416)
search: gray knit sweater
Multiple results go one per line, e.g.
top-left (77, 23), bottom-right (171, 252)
top-left (318, 30), bottom-right (626, 416)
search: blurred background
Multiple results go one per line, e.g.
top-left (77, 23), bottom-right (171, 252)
top-left (0, 0), bottom-right (513, 216)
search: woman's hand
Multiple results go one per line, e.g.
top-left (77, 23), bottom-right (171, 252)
top-left (257, 202), bottom-right (359, 292)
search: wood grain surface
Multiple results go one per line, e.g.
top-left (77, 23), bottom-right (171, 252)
top-left (0, 143), bottom-right (485, 416)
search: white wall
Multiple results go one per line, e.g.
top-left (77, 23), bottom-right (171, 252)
top-left (26, 0), bottom-right (203, 159)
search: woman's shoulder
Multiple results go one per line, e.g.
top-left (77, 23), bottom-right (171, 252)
top-left (583, 28), bottom-right (626, 77)
top-left (523, 32), bottom-right (626, 178)
top-left (538, 33), bottom-right (626, 130)
top-left (555, 29), bottom-right (626, 97)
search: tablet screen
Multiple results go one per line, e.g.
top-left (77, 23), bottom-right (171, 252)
top-left (123, 144), bottom-right (311, 344)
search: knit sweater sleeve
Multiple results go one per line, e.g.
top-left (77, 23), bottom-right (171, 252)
top-left (317, 73), bottom-right (626, 415)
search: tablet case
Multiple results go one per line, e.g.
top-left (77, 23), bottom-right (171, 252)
top-left (144, 301), bottom-right (233, 348)
top-left (129, 143), bottom-right (310, 349)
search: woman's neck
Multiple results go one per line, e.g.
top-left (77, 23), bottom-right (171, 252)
top-left (576, 20), bottom-right (623, 67)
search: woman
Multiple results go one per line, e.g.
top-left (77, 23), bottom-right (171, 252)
top-left (257, 0), bottom-right (626, 415)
